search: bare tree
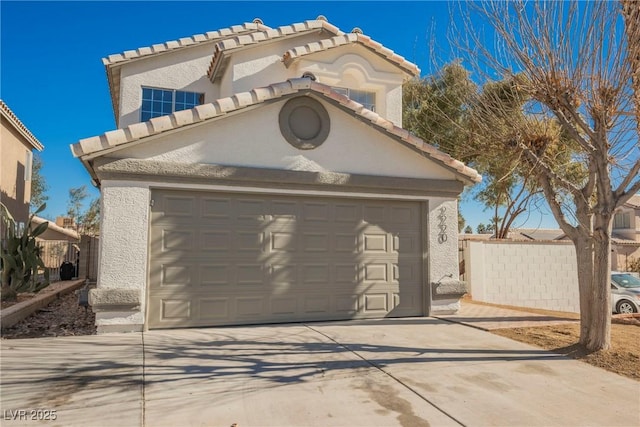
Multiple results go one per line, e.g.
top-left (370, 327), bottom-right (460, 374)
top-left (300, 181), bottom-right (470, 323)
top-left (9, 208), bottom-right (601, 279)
top-left (451, 0), bottom-right (639, 351)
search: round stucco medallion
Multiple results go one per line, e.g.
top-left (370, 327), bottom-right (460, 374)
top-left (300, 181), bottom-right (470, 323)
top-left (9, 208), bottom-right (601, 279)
top-left (279, 96), bottom-right (330, 150)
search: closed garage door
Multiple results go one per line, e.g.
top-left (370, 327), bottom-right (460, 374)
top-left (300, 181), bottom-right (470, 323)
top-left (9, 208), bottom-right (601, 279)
top-left (148, 190), bottom-right (424, 328)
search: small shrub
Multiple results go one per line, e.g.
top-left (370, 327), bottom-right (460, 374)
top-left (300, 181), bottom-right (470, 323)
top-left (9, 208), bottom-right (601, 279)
top-left (1, 204), bottom-right (50, 301)
top-left (627, 257), bottom-right (640, 274)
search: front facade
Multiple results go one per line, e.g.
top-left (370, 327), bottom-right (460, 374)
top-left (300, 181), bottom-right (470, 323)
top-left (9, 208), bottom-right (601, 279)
top-left (0, 100), bottom-right (44, 239)
top-left (72, 18), bottom-right (480, 333)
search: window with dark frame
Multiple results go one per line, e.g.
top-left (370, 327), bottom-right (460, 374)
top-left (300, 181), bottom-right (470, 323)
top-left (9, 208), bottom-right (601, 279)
top-left (141, 87), bottom-right (204, 122)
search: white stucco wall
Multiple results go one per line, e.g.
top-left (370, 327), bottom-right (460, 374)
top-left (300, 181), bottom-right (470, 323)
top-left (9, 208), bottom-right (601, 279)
top-left (112, 97), bottom-right (456, 181)
top-left (293, 47), bottom-right (407, 126)
top-left (221, 33), bottom-right (321, 97)
top-left (118, 44), bottom-right (222, 128)
top-left (464, 240), bottom-right (580, 313)
top-left (96, 177), bottom-right (461, 330)
top-left (427, 198), bottom-right (463, 314)
top-left (117, 34), bottom-right (409, 129)
top-left (95, 182), bottom-right (150, 330)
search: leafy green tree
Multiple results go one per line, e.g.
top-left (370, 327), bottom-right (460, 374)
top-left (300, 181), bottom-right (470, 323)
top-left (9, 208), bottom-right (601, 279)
top-left (403, 64), bottom-right (547, 239)
top-left (66, 186), bottom-right (100, 236)
top-left (29, 154), bottom-right (48, 211)
top-left (464, 225), bottom-right (472, 234)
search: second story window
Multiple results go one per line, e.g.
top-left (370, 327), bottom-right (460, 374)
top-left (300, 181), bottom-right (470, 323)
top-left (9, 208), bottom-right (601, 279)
top-left (332, 87), bottom-right (376, 112)
top-left (141, 87), bottom-right (204, 122)
top-left (613, 212), bottom-right (631, 229)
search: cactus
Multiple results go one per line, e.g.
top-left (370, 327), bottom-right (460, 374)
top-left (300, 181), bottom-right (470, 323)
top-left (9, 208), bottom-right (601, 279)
top-left (1, 204), bottom-right (50, 302)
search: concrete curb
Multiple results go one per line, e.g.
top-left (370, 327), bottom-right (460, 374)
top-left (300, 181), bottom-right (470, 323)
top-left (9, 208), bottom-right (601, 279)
top-left (1, 279), bottom-right (85, 330)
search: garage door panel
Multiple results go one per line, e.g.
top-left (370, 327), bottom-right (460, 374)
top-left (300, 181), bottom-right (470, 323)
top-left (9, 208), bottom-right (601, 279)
top-left (161, 264), bottom-right (193, 287)
top-left (363, 293), bottom-right (389, 312)
top-left (334, 204), bottom-right (360, 222)
top-left (270, 232), bottom-right (298, 252)
top-left (199, 298), bottom-right (229, 320)
top-left (303, 295), bottom-right (330, 313)
top-left (301, 264), bottom-right (330, 284)
top-left (149, 190), bottom-right (424, 328)
top-left (271, 297), bottom-right (298, 315)
top-left (363, 263), bottom-right (389, 282)
top-left (334, 233), bottom-right (358, 253)
top-left (303, 203), bottom-right (330, 222)
top-left (302, 233), bottom-right (329, 252)
top-left (162, 229), bottom-right (195, 251)
top-left (335, 295), bottom-right (359, 314)
top-left (201, 197), bottom-right (232, 219)
top-left (161, 299), bottom-right (191, 320)
top-left (199, 264), bottom-right (230, 286)
top-left (163, 195), bottom-right (196, 218)
top-left (201, 230), bottom-right (231, 251)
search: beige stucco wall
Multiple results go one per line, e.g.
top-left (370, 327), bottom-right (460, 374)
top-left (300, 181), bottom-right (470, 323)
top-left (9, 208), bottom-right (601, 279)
top-left (0, 121), bottom-right (33, 226)
top-left (112, 97), bottom-right (456, 181)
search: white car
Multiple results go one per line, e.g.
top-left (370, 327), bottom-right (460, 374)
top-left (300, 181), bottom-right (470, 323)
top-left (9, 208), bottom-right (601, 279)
top-left (611, 273), bottom-right (640, 314)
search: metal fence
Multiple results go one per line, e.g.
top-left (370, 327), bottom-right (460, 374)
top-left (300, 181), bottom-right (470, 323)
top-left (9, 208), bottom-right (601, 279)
top-left (37, 240), bottom-right (79, 282)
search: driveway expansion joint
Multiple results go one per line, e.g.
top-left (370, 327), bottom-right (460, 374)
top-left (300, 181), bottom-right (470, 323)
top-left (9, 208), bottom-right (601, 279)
top-left (303, 323), bottom-right (467, 427)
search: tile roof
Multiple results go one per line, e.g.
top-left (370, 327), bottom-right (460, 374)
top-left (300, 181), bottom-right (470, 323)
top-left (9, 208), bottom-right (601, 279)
top-left (624, 194), bottom-right (640, 208)
top-left (282, 33), bottom-right (420, 76)
top-left (103, 21), bottom-right (271, 125)
top-left (102, 22), bottom-right (271, 66)
top-left (207, 19), bottom-right (343, 82)
top-left (32, 216), bottom-right (79, 241)
top-left (0, 100), bottom-right (44, 151)
top-left (71, 78), bottom-right (481, 184)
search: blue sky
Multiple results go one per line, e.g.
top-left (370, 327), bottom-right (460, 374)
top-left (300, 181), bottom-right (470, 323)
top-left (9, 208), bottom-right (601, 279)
top-left (1, 1), bottom-right (559, 230)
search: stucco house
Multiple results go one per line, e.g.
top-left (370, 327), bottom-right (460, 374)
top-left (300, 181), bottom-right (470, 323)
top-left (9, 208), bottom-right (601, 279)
top-left (612, 194), bottom-right (640, 271)
top-left (71, 17), bottom-right (480, 333)
top-left (0, 100), bottom-right (44, 239)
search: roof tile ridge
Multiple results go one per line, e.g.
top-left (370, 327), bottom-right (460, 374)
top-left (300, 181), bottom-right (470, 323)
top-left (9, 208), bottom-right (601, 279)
top-left (0, 100), bottom-right (44, 150)
top-left (102, 21), bottom-right (264, 65)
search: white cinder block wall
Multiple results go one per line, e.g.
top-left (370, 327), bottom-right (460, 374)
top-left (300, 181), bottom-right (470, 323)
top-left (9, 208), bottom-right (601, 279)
top-left (464, 240), bottom-right (580, 313)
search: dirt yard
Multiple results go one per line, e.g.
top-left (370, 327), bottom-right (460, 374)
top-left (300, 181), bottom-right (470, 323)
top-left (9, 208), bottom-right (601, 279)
top-left (493, 318), bottom-right (640, 380)
top-left (1, 291), bottom-right (96, 339)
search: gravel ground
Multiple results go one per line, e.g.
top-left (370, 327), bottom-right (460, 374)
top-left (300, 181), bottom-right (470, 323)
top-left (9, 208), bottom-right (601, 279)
top-left (1, 292), bottom-right (96, 339)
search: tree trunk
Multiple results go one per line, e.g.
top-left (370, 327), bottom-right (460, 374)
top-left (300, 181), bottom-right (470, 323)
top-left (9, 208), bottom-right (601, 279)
top-left (573, 218), bottom-right (612, 351)
top-left (574, 235), bottom-right (594, 344)
top-left (583, 216), bottom-right (613, 350)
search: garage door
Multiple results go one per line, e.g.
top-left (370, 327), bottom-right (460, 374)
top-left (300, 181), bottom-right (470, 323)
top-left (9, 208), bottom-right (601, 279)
top-left (148, 190), bottom-right (424, 328)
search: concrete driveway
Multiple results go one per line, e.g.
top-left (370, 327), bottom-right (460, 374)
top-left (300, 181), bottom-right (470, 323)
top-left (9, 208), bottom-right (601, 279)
top-left (1, 317), bottom-right (638, 427)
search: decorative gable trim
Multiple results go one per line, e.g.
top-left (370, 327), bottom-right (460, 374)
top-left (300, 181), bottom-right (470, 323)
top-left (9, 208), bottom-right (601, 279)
top-left (71, 78), bottom-right (481, 184)
top-left (283, 33), bottom-right (420, 77)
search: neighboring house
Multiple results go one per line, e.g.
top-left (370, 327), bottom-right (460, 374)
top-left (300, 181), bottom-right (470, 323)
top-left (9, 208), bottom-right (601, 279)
top-left (32, 216), bottom-right (80, 281)
top-left (0, 100), bottom-right (44, 239)
top-left (71, 17), bottom-right (480, 333)
top-left (32, 216), bottom-right (79, 242)
top-left (612, 194), bottom-right (640, 271)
